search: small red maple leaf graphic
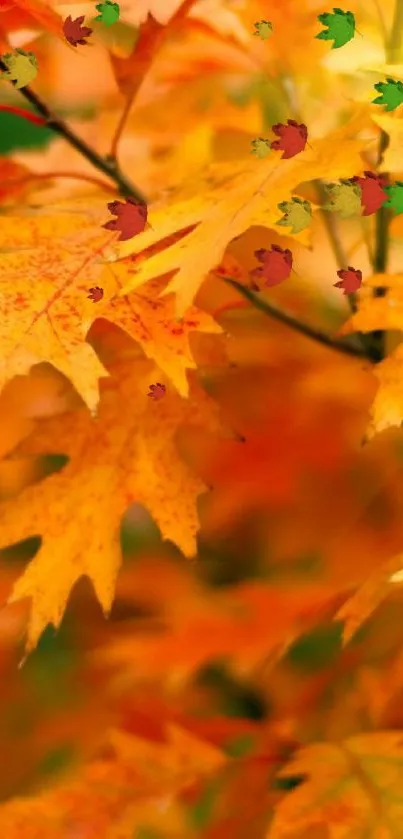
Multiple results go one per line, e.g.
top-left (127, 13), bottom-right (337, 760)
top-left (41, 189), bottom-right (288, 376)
top-left (148, 383), bottom-right (166, 400)
top-left (102, 198), bottom-right (148, 242)
top-left (87, 286), bottom-right (103, 302)
top-left (270, 119), bottom-right (308, 159)
top-left (334, 266), bottom-right (362, 294)
top-left (350, 171), bottom-right (388, 216)
top-left (63, 15), bottom-right (92, 46)
top-left (250, 245), bottom-right (293, 287)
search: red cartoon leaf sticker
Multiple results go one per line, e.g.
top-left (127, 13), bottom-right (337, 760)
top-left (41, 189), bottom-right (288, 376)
top-left (250, 245), bottom-right (293, 287)
top-left (148, 383), bottom-right (166, 400)
top-left (270, 119), bottom-right (308, 159)
top-left (334, 266), bottom-right (362, 294)
top-left (102, 198), bottom-right (148, 242)
top-left (63, 15), bottom-right (92, 46)
top-left (87, 286), bottom-right (103, 302)
top-left (350, 171), bottom-right (388, 216)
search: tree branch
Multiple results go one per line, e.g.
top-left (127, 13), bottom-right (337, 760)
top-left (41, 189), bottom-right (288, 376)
top-left (0, 58), bottom-right (147, 203)
top-left (222, 277), bottom-right (379, 362)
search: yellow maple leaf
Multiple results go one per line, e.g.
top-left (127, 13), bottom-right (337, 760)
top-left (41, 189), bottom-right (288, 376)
top-left (110, 118), bottom-right (370, 315)
top-left (371, 112), bottom-right (403, 173)
top-left (269, 732), bottom-right (403, 839)
top-left (0, 203), bottom-right (112, 412)
top-left (86, 264), bottom-right (222, 398)
top-left (0, 358), bottom-right (221, 651)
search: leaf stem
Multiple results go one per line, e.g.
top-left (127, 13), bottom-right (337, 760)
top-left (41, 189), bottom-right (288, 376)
top-left (222, 277), bottom-right (378, 362)
top-left (0, 58), bottom-right (147, 203)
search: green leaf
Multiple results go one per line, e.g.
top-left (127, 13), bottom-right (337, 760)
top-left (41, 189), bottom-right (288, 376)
top-left (384, 181), bottom-right (403, 214)
top-left (95, 0), bottom-right (120, 26)
top-left (372, 77), bottom-right (403, 112)
top-left (251, 137), bottom-right (271, 159)
top-left (315, 8), bottom-right (355, 49)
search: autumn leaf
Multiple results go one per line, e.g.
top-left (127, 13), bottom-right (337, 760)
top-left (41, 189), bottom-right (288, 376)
top-left (322, 180), bottom-right (362, 218)
top-left (62, 14), bottom-right (92, 47)
top-left (87, 263), bottom-right (222, 398)
top-left (1, 48), bottom-right (38, 88)
top-left (110, 119), bottom-right (370, 315)
top-left (95, 0), bottom-right (120, 26)
top-left (102, 198), bottom-right (148, 242)
top-left (253, 20), bottom-right (273, 40)
top-left (269, 732), bottom-right (403, 838)
top-left (148, 382), bottom-right (166, 400)
top-left (384, 181), bottom-right (403, 215)
top-left (2, 0), bottom-right (64, 41)
top-left (334, 266), bottom-right (362, 295)
top-left (270, 120), bottom-right (308, 159)
top-left (315, 8), bottom-right (356, 49)
top-left (0, 359), bottom-right (222, 651)
top-left (0, 203), bottom-right (113, 412)
top-left (87, 286), bottom-right (104, 302)
top-left (249, 245), bottom-right (293, 287)
top-left (373, 77), bottom-right (403, 111)
top-left (370, 112), bottom-right (403, 172)
top-left (350, 171), bottom-right (388, 216)
top-left (250, 137), bottom-right (271, 159)
top-left (276, 198), bottom-right (313, 234)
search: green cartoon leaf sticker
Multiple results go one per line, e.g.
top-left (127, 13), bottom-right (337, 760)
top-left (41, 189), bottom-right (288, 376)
top-left (322, 180), bottom-right (362, 218)
top-left (373, 78), bottom-right (403, 111)
top-left (251, 137), bottom-right (271, 159)
top-left (384, 181), bottom-right (403, 215)
top-left (1, 49), bottom-right (38, 89)
top-left (315, 8), bottom-right (355, 49)
top-left (276, 198), bottom-right (313, 234)
top-left (253, 20), bottom-right (273, 40)
top-left (95, 0), bottom-right (120, 25)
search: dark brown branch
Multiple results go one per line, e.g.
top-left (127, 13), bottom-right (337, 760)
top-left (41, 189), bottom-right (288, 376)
top-left (222, 277), bottom-right (380, 362)
top-left (0, 58), bottom-right (147, 203)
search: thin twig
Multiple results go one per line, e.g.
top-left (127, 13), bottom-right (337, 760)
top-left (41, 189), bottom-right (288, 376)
top-left (0, 58), bottom-right (147, 203)
top-left (222, 277), bottom-right (379, 362)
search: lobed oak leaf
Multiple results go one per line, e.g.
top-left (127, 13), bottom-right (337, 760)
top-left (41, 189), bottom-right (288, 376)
top-left (250, 245), bottom-right (293, 287)
top-left (0, 204), bottom-right (114, 412)
top-left (1, 358), bottom-right (222, 652)
top-left (86, 265), bottom-right (222, 398)
top-left (111, 119), bottom-right (369, 315)
top-left (269, 732), bottom-right (403, 838)
top-left (62, 14), bottom-right (92, 46)
top-left (270, 120), bottom-right (308, 159)
top-left (334, 266), bottom-right (362, 295)
top-left (102, 198), bottom-right (148, 242)
top-left (350, 171), bottom-right (389, 216)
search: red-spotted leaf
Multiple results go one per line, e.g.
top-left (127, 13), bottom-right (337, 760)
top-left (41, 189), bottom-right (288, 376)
top-left (270, 120), bottom-right (308, 159)
top-left (250, 245), bottom-right (293, 287)
top-left (350, 171), bottom-right (388, 216)
top-left (102, 199), bottom-right (148, 242)
top-left (334, 266), bottom-right (362, 294)
top-left (63, 15), bottom-right (92, 46)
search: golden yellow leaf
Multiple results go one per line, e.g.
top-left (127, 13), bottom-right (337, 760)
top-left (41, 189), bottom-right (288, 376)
top-left (371, 113), bottom-right (403, 173)
top-left (269, 732), bottom-right (403, 839)
top-left (365, 344), bottom-right (403, 437)
top-left (1, 358), bottom-right (220, 651)
top-left (90, 263), bottom-right (222, 398)
top-left (111, 119), bottom-right (370, 315)
top-left (0, 202), bottom-right (112, 412)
